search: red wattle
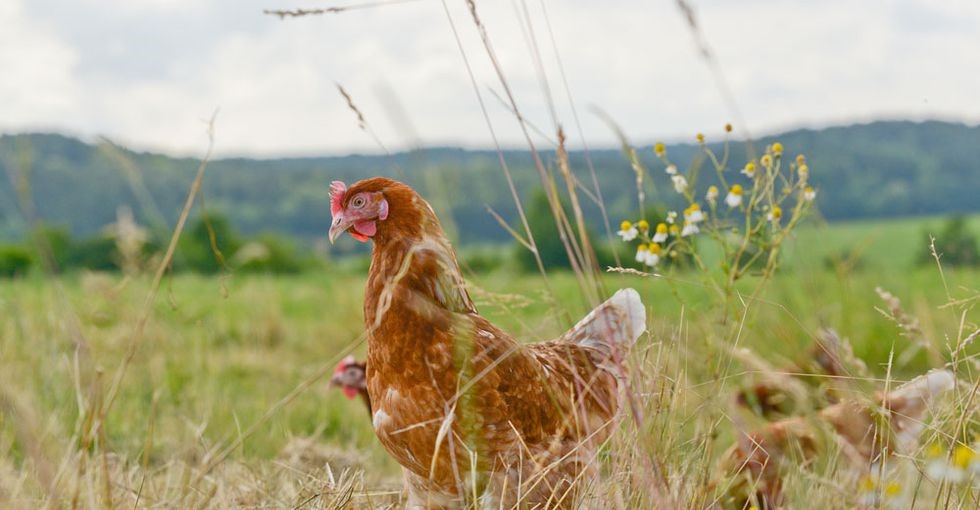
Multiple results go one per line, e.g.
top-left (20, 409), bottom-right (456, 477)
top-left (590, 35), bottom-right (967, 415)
top-left (353, 220), bottom-right (377, 239)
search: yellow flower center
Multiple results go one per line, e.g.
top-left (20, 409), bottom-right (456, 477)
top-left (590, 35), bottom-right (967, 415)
top-left (724, 123), bottom-right (733, 133)
top-left (648, 244), bottom-right (662, 254)
top-left (795, 154), bottom-right (806, 166)
top-left (884, 482), bottom-right (902, 496)
top-left (761, 154), bottom-right (773, 167)
top-left (771, 142), bottom-right (783, 155)
top-left (621, 220), bottom-right (633, 231)
top-left (859, 476), bottom-right (876, 492)
top-left (689, 203), bottom-right (701, 211)
top-left (637, 220), bottom-right (650, 232)
top-left (696, 133), bottom-right (705, 143)
top-left (654, 142), bottom-right (666, 157)
top-left (952, 445), bottom-right (976, 468)
top-left (636, 244), bottom-right (648, 252)
top-left (730, 184), bottom-right (743, 195)
top-left (799, 164), bottom-right (809, 174)
top-left (707, 185), bottom-right (718, 196)
top-left (770, 206), bottom-right (782, 219)
top-left (744, 162), bottom-right (756, 173)
top-left (926, 442), bottom-right (944, 459)
top-left (669, 224), bottom-right (680, 235)
top-left (656, 223), bottom-right (668, 234)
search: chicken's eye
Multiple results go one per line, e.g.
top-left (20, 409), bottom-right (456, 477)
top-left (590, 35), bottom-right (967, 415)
top-left (351, 196), bottom-right (366, 208)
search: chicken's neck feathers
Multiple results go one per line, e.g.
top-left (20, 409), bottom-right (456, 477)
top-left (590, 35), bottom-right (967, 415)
top-left (363, 196), bottom-right (476, 349)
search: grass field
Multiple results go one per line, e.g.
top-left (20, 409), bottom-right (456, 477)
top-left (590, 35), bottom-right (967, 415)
top-left (1, 214), bottom-right (977, 508)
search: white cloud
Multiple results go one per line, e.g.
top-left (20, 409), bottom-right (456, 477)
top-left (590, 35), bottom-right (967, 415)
top-left (2, 0), bottom-right (979, 156)
top-left (0, 1), bottom-right (82, 129)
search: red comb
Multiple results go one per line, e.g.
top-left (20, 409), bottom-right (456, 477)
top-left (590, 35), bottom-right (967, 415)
top-left (330, 181), bottom-right (347, 216)
top-left (334, 354), bottom-right (356, 375)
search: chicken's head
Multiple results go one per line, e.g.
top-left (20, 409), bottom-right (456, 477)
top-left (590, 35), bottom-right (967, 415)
top-left (328, 180), bottom-right (389, 243)
top-left (329, 355), bottom-right (366, 399)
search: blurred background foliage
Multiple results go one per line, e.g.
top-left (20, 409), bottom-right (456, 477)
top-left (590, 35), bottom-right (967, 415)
top-left (0, 120), bottom-right (978, 277)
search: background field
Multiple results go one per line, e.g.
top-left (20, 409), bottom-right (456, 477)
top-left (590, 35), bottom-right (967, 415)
top-left (1, 212), bottom-right (977, 507)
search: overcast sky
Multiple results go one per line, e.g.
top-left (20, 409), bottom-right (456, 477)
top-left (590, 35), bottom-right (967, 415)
top-left (2, 0), bottom-right (979, 157)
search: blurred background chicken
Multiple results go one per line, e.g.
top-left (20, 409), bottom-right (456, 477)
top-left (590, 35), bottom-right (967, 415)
top-left (733, 328), bottom-right (851, 419)
top-left (715, 369), bottom-right (955, 509)
top-left (329, 177), bottom-right (645, 508)
top-left (329, 355), bottom-right (370, 414)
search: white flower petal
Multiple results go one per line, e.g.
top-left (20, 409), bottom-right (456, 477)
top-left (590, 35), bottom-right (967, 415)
top-left (725, 193), bottom-right (742, 208)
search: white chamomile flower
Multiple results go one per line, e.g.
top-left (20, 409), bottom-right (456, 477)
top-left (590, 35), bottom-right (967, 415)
top-left (684, 203), bottom-right (704, 223)
top-left (804, 186), bottom-right (817, 202)
top-left (741, 161), bottom-right (757, 178)
top-left (665, 164), bottom-right (678, 176)
top-left (798, 163), bottom-right (809, 183)
top-left (617, 220), bottom-right (639, 241)
top-left (924, 443), bottom-right (973, 484)
top-left (706, 185), bottom-right (719, 203)
top-left (644, 244), bottom-right (662, 267)
top-left (666, 211), bottom-right (678, 224)
top-left (671, 174), bottom-right (688, 194)
top-left (652, 223), bottom-right (668, 243)
top-left (857, 464), bottom-right (907, 510)
top-left (635, 244), bottom-right (649, 263)
top-left (725, 184), bottom-right (744, 208)
top-left (681, 221), bottom-right (699, 237)
top-left (767, 206), bottom-right (782, 225)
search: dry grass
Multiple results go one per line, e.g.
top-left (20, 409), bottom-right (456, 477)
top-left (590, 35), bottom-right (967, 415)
top-left (1, 1), bottom-right (978, 508)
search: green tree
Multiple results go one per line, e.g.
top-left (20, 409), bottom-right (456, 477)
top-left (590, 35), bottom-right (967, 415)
top-left (0, 244), bottom-right (33, 277)
top-left (177, 213), bottom-right (242, 273)
top-left (920, 216), bottom-right (979, 267)
top-left (514, 189), bottom-right (626, 272)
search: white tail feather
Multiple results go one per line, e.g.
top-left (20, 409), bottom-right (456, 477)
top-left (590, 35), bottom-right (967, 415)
top-left (887, 369), bottom-right (955, 451)
top-left (560, 288), bottom-right (646, 360)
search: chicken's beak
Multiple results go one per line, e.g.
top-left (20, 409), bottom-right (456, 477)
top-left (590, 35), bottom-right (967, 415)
top-left (328, 214), bottom-right (352, 244)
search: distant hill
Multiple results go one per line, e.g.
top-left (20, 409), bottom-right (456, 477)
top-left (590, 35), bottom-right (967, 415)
top-left (1, 120), bottom-right (978, 250)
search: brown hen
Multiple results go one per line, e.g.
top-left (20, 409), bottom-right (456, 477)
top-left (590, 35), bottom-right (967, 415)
top-left (328, 177), bottom-right (645, 508)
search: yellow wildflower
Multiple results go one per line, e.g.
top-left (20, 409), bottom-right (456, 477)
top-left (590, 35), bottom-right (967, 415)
top-left (654, 142), bottom-right (666, 158)
top-left (771, 142), bottom-right (783, 156)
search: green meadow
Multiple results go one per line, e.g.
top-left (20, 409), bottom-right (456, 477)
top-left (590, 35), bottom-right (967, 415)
top-left (0, 214), bottom-right (977, 507)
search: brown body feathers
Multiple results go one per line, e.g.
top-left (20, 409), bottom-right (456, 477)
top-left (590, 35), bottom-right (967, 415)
top-left (332, 178), bottom-right (645, 508)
